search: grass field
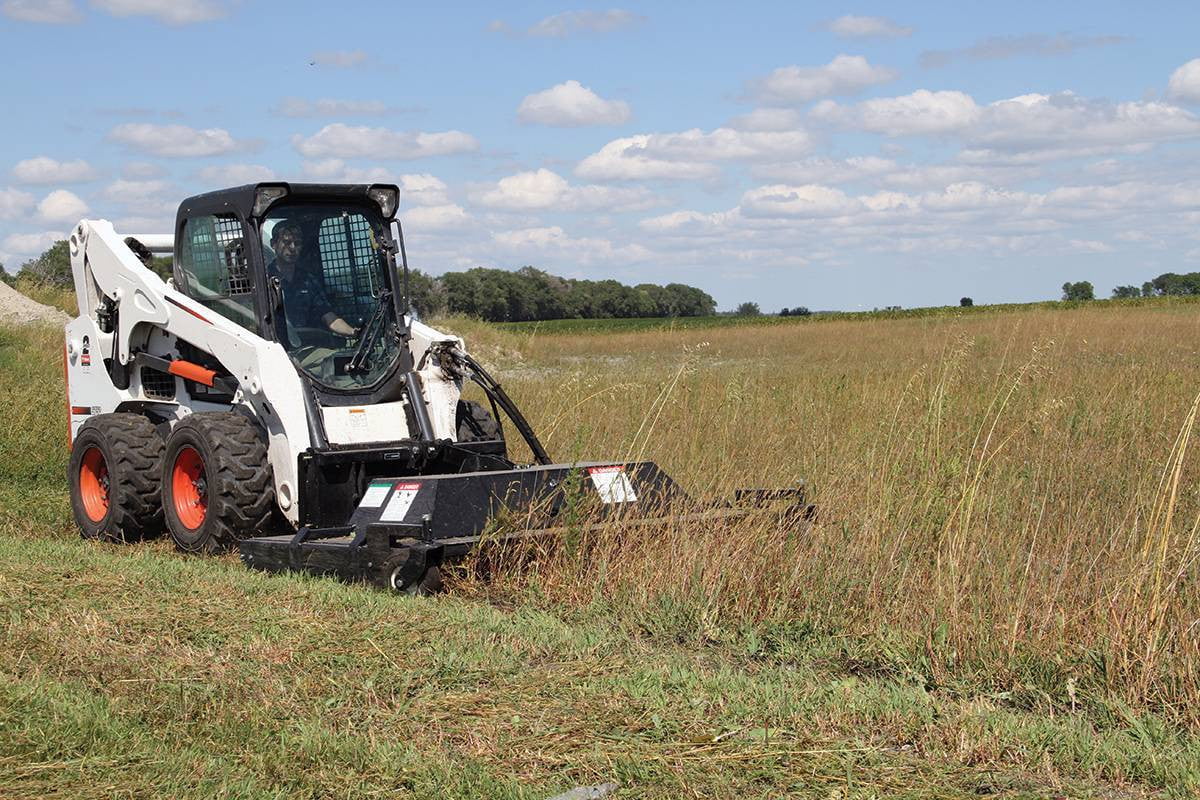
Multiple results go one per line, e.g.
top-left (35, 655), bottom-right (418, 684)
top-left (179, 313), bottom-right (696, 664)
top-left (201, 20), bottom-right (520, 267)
top-left (3, 294), bottom-right (1200, 797)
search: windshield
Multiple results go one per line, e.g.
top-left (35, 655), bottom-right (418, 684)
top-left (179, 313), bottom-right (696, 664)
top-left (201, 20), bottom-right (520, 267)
top-left (261, 202), bottom-right (400, 391)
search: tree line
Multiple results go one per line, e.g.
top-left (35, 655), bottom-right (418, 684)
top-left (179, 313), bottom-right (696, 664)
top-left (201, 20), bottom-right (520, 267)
top-left (1, 239), bottom-right (717, 322)
top-left (408, 266), bottom-right (716, 321)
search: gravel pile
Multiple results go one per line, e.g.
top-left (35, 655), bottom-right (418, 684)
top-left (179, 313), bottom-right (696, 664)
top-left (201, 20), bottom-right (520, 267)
top-left (0, 281), bottom-right (70, 326)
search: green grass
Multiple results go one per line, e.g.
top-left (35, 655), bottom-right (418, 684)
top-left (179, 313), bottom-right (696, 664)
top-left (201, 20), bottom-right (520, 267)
top-left (3, 310), bottom-right (1199, 797)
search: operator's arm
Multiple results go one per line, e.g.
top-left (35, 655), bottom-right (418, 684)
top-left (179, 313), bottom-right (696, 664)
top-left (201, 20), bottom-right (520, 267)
top-left (322, 312), bottom-right (356, 336)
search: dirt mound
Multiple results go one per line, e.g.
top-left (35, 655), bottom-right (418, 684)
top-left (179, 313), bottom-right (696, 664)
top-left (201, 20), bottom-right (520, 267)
top-left (0, 281), bottom-right (69, 326)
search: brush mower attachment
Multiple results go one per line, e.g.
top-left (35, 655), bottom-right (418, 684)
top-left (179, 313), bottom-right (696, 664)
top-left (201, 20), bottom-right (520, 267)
top-left (238, 463), bottom-right (811, 593)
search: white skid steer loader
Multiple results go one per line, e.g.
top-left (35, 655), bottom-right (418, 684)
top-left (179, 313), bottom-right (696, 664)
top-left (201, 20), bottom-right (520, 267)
top-left (63, 182), bottom-right (808, 592)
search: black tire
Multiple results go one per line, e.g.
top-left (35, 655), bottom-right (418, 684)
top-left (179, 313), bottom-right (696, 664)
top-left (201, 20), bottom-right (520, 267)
top-left (161, 412), bottom-right (275, 554)
top-left (68, 413), bottom-right (165, 543)
top-left (456, 400), bottom-right (503, 443)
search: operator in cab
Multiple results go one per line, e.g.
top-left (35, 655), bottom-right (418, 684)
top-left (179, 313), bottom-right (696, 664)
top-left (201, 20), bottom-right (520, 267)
top-left (266, 219), bottom-right (357, 340)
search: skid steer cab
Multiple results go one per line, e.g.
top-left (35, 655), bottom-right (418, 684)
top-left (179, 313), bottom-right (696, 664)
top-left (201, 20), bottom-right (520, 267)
top-left (63, 182), bottom-right (811, 593)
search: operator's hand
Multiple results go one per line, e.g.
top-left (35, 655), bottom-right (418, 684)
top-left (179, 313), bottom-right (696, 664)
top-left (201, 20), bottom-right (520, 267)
top-left (330, 318), bottom-right (357, 337)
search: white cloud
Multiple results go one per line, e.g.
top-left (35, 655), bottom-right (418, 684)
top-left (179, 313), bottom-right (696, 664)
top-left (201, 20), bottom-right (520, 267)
top-left (749, 156), bottom-right (897, 185)
top-left (310, 50), bottom-right (367, 68)
top-left (814, 89), bottom-right (1200, 159)
top-left (195, 164), bottom-right (277, 185)
top-left (2, 0), bottom-right (80, 23)
top-left (576, 127), bottom-right (813, 181)
top-left (90, 0), bottom-right (227, 24)
top-left (1168, 58), bottom-right (1200, 104)
top-left (491, 225), bottom-right (650, 264)
top-left (472, 168), bottom-right (659, 211)
top-left (0, 187), bottom-right (36, 218)
top-left (101, 179), bottom-right (175, 215)
top-left (1068, 238), bottom-right (1114, 253)
top-left (401, 204), bottom-right (470, 230)
top-left (12, 157), bottom-right (99, 184)
top-left (517, 80), bottom-right (631, 127)
top-left (397, 174), bottom-right (451, 207)
top-left (274, 98), bottom-right (403, 117)
top-left (814, 89), bottom-right (981, 135)
top-left (747, 55), bottom-right (897, 104)
top-left (740, 184), bottom-right (861, 218)
top-left (293, 124), bottom-right (478, 159)
top-left (821, 15), bottom-right (912, 38)
top-left (490, 9), bottom-right (644, 37)
top-left (3, 231), bottom-right (66, 256)
top-left (109, 123), bottom-right (245, 156)
top-left (38, 189), bottom-right (88, 222)
top-left (300, 162), bottom-right (454, 207)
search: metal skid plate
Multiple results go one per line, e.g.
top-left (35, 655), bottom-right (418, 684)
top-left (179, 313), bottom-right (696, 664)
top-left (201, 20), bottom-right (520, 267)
top-left (238, 461), bottom-right (692, 585)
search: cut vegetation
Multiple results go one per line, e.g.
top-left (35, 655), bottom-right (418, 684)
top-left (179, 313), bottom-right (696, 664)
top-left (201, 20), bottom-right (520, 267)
top-left (2, 293), bottom-right (1199, 798)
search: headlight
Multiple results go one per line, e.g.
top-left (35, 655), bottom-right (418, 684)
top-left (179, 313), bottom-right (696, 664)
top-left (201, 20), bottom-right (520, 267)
top-left (367, 184), bottom-right (399, 218)
top-left (252, 184), bottom-right (289, 216)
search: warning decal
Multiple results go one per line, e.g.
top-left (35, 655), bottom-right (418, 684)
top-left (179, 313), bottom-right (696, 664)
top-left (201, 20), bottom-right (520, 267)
top-left (358, 480), bottom-right (393, 508)
top-left (587, 466), bottom-right (638, 504)
top-left (379, 482), bottom-right (422, 522)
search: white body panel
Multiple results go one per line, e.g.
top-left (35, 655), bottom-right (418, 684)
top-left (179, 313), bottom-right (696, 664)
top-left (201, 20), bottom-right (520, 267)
top-left (64, 218), bottom-right (468, 527)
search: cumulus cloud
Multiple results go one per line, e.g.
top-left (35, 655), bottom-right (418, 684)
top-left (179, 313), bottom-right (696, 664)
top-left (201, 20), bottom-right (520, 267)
top-left (300, 162), bottom-right (455, 207)
top-left (577, 127), bottom-right (814, 181)
top-left (812, 88), bottom-right (1200, 160)
top-left (401, 204), bottom-right (470, 230)
top-left (195, 164), bottom-right (277, 185)
top-left (748, 156), bottom-right (898, 185)
top-left (122, 161), bottom-right (166, 179)
top-left (3, 231), bottom-right (67, 255)
top-left (109, 123), bottom-right (246, 156)
top-left (2, 0), bottom-right (81, 23)
top-left (101, 179), bottom-right (175, 214)
top-left (310, 50), bottom-right (368, 68)
top-left (920, 33), bottom-right (1128, 68)
top-left (293, 124), bottom-right (478, 160)
top-left (472, 168), bottom-right (659, 211)
top-left (1168, 58), bottom-right (1200, 104)
top-left (38, 189), bottom-right (88, 223)
top-left (820, 15), bottom-right (912, 38)
top-left (813, 89), bottom-right (981, 136)
top-left (518, 80), bottom-right (631, 127)
top-left (741, 184), bottom-right (861, 218)
top-left (91, 0), bottom-right (228, 24)
top-left (0, 187), bottom-right (35, 218)
top-left (489, 9), bottom-right (644, 37)
top-left (727, 108), bottom-right (805, 132)
top-left (491, 225), bottom-right (650, 264)
top-left (12, 157), bottom-right (98, 184)
top-left (746, 55), bottom-right (897, 104)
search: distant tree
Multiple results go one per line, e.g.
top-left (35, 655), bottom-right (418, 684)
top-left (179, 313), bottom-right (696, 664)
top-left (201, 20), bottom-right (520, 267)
top-left (1111, 285), bottom-right (1141, 299)
top-left (1142, 281), bottom-right (1155, 297)
top-left (0, 264), bottom-right (11, 285)
top-left (734, 301), bottom-right (761, 317)
top-left (1061, 281), bottom-right (1095, 301)
top-left (779, 306), bottom-right (810, 317)
top-left (405, 268), bottom-right (446, 318)
top-left (18, 240), bottom-right (72, 287)
top-left (960, 297), bottom-right (973, 307)
top-left (1144, 272), bottom-right (1200, 296)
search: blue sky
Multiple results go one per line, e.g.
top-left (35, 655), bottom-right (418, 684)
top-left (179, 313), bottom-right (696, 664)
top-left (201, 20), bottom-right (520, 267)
top-left (1, 1), bottom-right (1199, 311)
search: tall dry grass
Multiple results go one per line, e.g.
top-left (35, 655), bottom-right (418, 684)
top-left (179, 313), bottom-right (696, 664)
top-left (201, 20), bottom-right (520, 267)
top-left (449, 304), bottom-right (1200, 724)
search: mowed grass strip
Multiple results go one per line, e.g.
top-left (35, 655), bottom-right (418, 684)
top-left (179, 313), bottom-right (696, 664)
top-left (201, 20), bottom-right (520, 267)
top-left (0, 533), bottom-right (1191, 799)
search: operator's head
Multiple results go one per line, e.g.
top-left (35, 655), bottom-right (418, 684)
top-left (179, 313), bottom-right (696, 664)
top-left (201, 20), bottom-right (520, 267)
top-left (270, 220), bottom-right (304, 268)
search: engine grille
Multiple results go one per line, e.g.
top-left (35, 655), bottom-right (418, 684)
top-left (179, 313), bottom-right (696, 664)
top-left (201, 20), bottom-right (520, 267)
top-left (140, 367), bottom-right (176, 400)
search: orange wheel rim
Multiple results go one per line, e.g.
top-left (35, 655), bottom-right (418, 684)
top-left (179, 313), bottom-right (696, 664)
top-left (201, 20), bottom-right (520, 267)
top-left (171, 446), bottom-right (207, 529)
top-left (79, 446), bottom-right (109, 522)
